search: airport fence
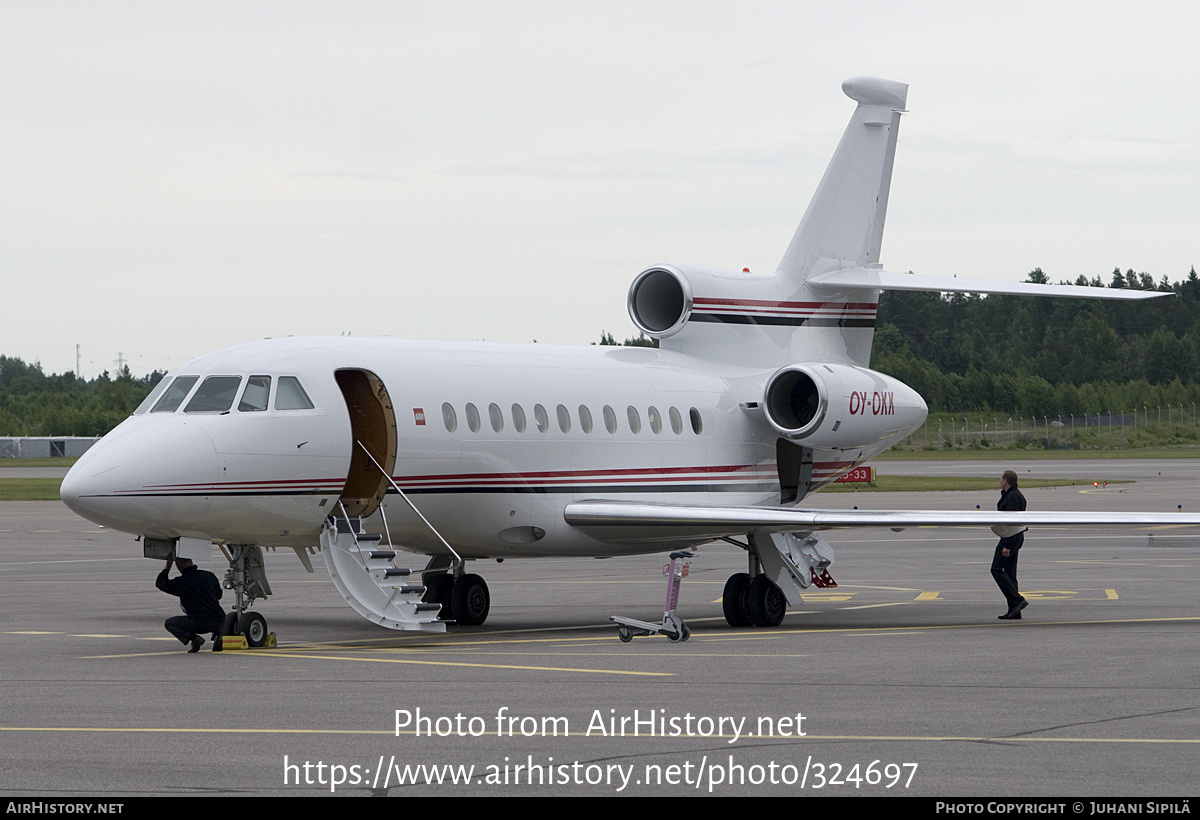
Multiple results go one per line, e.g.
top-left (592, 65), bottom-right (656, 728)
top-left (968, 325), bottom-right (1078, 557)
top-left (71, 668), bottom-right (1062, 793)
top-left (894, 405), bottom-right (1200, 452)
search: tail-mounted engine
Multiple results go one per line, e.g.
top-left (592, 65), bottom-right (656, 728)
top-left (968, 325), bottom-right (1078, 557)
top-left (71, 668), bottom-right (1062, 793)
top-left (627, 265), bottom-right (695, 339)
top-left (763, 362), bottom-right (926, 450)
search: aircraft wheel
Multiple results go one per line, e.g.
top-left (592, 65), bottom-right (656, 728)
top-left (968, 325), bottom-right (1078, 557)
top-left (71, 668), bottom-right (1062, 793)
top-left (451, 574), bottom-right (490, 626)
top-left (749, 576), bottom-right (786, 627)
top-left (722, 573), bottom-right (753, 627)
top-left (221, 612), bottom-right (240, 636)
top-left (425, 574), bottom-right (455, 621)
top-left (239, 612), bottom-right (269, 647)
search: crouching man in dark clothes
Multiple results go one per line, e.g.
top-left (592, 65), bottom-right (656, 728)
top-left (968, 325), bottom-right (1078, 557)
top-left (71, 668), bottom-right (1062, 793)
top-left (993, 469), bottom-right (1029, 620)
top-left (157, 551), bottom-right (226, 652)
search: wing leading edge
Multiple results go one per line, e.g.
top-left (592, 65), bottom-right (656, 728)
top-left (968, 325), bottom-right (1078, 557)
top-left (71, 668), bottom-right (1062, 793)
top-left (564, 500), bottom-right (1200, 544)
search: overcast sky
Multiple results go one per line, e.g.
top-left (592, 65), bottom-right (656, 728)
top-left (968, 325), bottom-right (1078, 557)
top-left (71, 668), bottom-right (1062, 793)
top-left (3, 1), bottom-right (1197, 378)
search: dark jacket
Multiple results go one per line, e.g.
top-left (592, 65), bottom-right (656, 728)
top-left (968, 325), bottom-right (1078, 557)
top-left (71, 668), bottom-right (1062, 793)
top-left (997, 485), bottom-right (1028, 547)
top-left (998, 486), bottom-right (1027, 513)
top-left (156, 565), bottom-right (225, 622)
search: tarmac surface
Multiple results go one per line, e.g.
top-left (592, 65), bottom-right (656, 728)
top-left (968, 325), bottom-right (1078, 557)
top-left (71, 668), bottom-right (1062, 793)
top-left (1, 459), bottom-right (1198, 797)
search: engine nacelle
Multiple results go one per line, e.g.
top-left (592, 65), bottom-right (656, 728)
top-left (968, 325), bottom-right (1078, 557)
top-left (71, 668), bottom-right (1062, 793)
top-left (628, 263), bottom-right (783, 339)
top-left (627, 265), bottom-right (693, 338)
top-left (763, 363), bottom-right (927, 450)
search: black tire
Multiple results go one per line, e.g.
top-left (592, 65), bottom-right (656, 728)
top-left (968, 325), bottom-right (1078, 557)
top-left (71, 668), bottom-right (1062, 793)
top-left (680, 623), bottom-right (691, 642)
top-left (239, 612), bottom-right (269, 647)
top-left (722, 573), bottom-right (753, 627)
top-left (221, 612), bottom-right (240, 636)
top-left (617, 627), bottom-right (633, 643)
top-left (424, 574), bottom-right (455, 620)
top-left (749, 576), bottom-right (786, 627)
top-left (451, 574), bottom-right (490, 626)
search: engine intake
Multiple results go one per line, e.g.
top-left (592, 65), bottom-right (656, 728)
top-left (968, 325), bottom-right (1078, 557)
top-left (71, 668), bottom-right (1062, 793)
top-left (763, 363), bottom-right (927, 450)
top-left (627, 266), bottom-right (692, 338)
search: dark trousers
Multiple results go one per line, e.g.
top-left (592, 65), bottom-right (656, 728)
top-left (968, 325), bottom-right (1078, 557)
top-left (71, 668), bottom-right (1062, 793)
top-left (165, 615), bottom-right (224, 645)
top-left (990, 532), bottom-right (1024, 610)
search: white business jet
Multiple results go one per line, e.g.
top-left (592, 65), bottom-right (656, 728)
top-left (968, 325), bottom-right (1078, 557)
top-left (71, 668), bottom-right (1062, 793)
top-left (60, 78), bottom-right (1196, 643)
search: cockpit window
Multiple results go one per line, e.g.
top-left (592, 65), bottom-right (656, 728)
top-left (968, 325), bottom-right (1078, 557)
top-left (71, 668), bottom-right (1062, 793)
top-left (135, 377), bottom-right (172, 414)
top-left (150, 376), bottom-right (199, 413)
top-left (184, 376), bottom-right (243, 413)
top-left (275, 376), bottom-right (314, 410)
top-left (237, 375), bottom-right (271, 412)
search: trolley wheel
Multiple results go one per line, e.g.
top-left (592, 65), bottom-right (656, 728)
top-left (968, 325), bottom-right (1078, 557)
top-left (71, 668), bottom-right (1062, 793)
top-left (239, 612), bottom-right (269, 647)
top-left (617, 627), bottom-right (633, 643)
top-left (664, 613), bottom-right (685, 642)
top-left (680, 623), bottom-right (691, 642)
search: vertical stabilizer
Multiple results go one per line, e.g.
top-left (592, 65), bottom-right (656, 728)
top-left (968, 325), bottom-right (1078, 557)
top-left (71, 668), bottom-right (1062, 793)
top-left (775, 77), bottom-right (907, 286)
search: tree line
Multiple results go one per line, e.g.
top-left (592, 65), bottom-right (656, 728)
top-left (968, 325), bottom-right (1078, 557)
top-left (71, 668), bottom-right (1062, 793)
top-left (4, 268), bottom-right (1197, 437)
top-left (871, 267), bottom-right (1200, 417)
top-left (0, 357), bottom-right (162, 437)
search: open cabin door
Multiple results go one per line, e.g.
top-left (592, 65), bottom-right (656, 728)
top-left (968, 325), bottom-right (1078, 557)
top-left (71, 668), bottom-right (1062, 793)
top-left (335, 369), bottom-right (398, 519)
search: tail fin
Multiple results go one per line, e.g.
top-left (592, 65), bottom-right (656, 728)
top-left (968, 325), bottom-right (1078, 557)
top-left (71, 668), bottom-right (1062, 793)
top-left (629, 78), bottom-right (910, 370)
top-left (775, 77), bottom-right (907, 286)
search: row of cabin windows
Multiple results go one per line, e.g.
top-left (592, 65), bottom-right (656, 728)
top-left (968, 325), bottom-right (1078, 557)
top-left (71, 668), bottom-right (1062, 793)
top-left (442, 402), bottom-right (703, 436)
top-left (138, 374), bottom-right (315, 415)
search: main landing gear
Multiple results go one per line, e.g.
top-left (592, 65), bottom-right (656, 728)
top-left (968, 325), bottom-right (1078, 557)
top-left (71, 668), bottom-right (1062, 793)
top-left (721, 533), bottom-right (838, 628)
top-left (722, 572), bottom-right (786, 628)
top-left (219, 544), bottom-right (275, 647)
top-left (422, 561), bottom-right (491, 626)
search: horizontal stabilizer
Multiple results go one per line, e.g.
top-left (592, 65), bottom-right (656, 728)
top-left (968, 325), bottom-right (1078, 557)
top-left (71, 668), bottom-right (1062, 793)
top-left (565, 500), bottom-right (1200, 543)
top-left (809, 269), bottom-right (1171, 300)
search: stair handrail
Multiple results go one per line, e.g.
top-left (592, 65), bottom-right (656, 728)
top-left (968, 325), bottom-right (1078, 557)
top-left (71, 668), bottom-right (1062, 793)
top-left (355, 440), bottom-right (462, 568)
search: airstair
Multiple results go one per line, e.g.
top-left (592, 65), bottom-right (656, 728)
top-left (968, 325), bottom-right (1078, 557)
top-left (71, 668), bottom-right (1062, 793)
top-left (320, 507), bottom-right (447, 633)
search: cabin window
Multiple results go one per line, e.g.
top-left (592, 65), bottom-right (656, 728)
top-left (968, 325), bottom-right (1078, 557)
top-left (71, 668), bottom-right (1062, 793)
top-left (603, 405), bottom-right (617, 434)
top-left (150, 376), bottom-right (199, 413)
top-left (690, 407), bottom-right (703, 434)
top-left (511, 403), bottom-right (527, 433)
top-left (184, 376), bottom-right (242, 413)
top-left (556, 404), bottom-right (571, 433)
top-left (275, 376), bottom-right (315, 410)
top-left (489, 403), bottom-right (504, 433)
top-left (135, 377), bottom-right (173, 414)
top-left (534, 404), bottom-right (549, 433)
top-left (648, 405), bottom-right (662, 434)
top-left (442, 402), bottom-right (457, 432)
top-left (626, 405), bottom-right (641, 434)
top-left (578, 405), bottom-right (593, 434)
top-left (237, 376), bottom-right (271, 412)
top-left (669, 406), bottom-right (683, 435)
top-left (465, 403), bottom-right (481, 433)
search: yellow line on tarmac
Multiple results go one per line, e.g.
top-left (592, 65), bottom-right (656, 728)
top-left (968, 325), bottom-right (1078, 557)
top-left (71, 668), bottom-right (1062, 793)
top-left (840, 601), bottom-right (914, 610)
top-left (1106, 589), bottom-right (1119, 599)
top-left (248, 651), bottom-right (671, 676)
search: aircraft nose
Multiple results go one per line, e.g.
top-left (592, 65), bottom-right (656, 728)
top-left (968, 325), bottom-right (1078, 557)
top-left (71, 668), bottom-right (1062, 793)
top-left (60, 418), bottom-right (219, 535)
top-left (59, 472), bottom-right (81, 508)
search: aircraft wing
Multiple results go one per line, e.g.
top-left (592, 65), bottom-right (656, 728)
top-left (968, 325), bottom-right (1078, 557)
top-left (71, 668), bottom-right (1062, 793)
top-left (809, 269), bottom-right (1172, 300)
top-left (563, 500), bottom-right (1200, 544)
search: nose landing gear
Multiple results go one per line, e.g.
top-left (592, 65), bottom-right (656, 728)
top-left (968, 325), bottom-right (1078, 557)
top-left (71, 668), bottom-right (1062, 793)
top-left (219, 544), bottom-right (275, 648)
